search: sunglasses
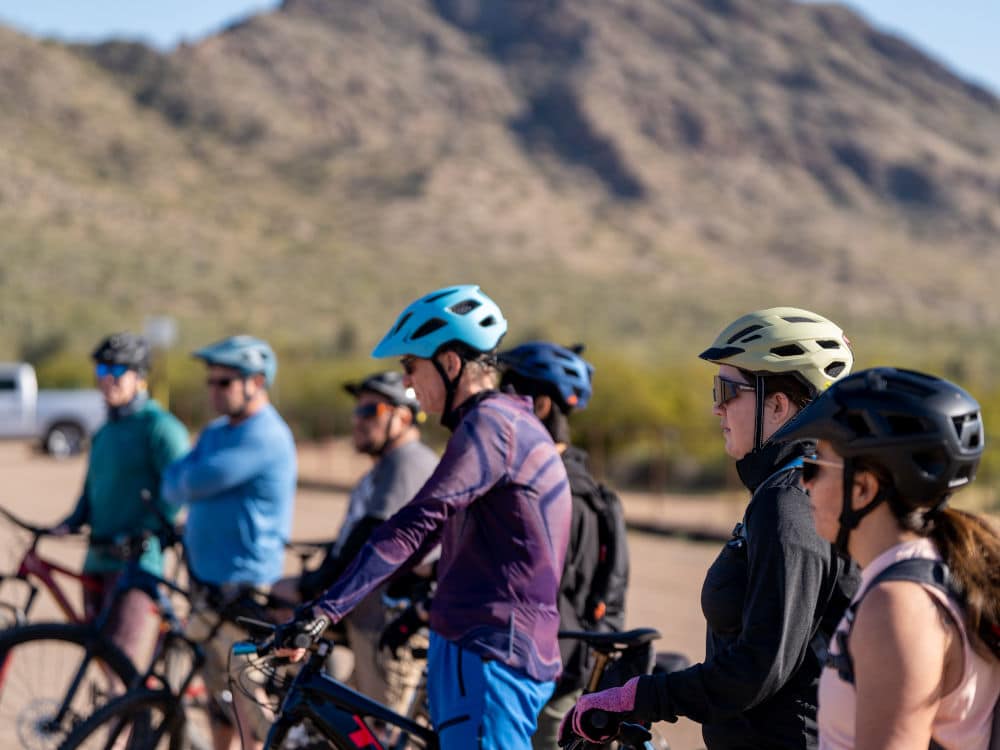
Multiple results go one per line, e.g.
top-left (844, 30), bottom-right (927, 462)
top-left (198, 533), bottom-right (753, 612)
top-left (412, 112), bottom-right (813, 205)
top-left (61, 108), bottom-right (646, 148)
top-left (353, 402), bottom-right (393, 420)
top-left (206, 376), bottom-right (240, 389)
top-left (399, 356), bottom-right (419, 376)
top-left (801, 454), bottom-right (845, 482)
top-left (96, 363), bottom-right (130, 379)
top-left (712, 375), bottom-right (755, 408)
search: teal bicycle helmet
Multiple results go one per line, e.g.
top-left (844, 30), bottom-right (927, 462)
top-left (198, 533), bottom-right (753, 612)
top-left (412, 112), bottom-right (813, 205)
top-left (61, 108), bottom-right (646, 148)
top-left (193, 335), bottom-right (278, 387)
top-left (372, 285), bottom-right (507, 359)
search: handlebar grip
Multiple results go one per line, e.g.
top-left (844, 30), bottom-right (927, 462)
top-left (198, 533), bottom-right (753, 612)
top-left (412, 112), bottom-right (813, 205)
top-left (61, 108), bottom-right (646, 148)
top-left (232, 641), bottom-right (262, 657)
top-left (583, 709), bottom-right (611, 733)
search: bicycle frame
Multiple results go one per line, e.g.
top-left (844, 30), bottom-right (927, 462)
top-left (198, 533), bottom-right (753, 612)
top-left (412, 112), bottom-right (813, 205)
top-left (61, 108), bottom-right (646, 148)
top-left (235, 639), bottom-right (438, 750)
top-left (0, 505), bottom-right (100, 625)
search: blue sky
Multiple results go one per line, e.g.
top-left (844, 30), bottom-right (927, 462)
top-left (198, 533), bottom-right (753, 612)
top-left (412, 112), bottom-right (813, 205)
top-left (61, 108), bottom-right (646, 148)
top-left (0, 1), bottom-right (996, 94)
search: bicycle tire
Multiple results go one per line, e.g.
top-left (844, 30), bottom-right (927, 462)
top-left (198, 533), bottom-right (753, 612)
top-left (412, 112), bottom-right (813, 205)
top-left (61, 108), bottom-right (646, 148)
top-left (58, 688), bottom-right (187, 750)
top-left (0, 622), bottom-right (138, 750)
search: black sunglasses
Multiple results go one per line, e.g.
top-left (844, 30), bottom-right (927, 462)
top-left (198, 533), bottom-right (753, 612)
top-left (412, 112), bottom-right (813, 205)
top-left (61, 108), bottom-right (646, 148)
top-left (399, 357), bottom-right (418, 376)
top-left (206, 376), bottom-right (239, 389)
top-left (712, 375), bottom-right (755, 408)
top-left (801, 453), bottom-right (844, 482)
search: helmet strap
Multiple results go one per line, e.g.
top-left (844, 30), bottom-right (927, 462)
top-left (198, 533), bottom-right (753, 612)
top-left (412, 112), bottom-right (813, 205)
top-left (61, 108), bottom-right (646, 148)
top-left (433, 354), bottom-right (467, 430)
top-left (834, 458), bottom-right (886, 556)
top-left (753, 375), bottom-right (767, 452)
top-left (227, 377), bottom-right (254, 421)
top-left (374, 411), bottom-right (398, 457)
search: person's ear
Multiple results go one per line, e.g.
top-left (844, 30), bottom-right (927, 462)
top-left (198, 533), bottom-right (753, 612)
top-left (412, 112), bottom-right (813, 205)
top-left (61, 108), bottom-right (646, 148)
top-left (766, 392), bottom-right (796, 424)
top-left (439, 350), bottom-right (463, 380)
top-left (533, 395), bottom-right (553, 420)
top-left (852, 469), bottom-right (880, 508)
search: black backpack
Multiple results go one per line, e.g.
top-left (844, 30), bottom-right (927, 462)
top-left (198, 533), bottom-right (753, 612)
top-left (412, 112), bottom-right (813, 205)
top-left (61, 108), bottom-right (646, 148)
top-left (572, 469), bottom-right (629, 630)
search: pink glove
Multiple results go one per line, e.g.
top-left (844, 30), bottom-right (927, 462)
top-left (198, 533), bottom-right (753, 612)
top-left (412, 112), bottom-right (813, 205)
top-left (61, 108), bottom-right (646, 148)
top-left (558, 676), bottom-right (640, 744)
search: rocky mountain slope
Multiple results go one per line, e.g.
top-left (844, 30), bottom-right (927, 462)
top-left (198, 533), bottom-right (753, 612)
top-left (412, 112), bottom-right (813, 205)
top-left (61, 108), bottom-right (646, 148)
top-left (1, 0), bottom-right (998, 362)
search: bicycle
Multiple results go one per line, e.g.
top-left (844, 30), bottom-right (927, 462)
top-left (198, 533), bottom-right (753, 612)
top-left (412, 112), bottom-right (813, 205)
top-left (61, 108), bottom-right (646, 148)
top-left (0, 504), bottom-right (101, 627)
top-left (61, 619), bottom-right (684, 750)
top-left (60, 615), bottom-right (435, 750)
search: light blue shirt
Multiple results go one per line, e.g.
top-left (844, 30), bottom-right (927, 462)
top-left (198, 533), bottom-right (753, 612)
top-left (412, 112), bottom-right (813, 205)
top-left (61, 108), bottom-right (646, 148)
top-left (162, 404), bottom-right (296, 586)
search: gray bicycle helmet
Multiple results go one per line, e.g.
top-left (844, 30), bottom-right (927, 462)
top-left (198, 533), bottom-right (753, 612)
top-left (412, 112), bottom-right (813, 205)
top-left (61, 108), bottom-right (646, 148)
top-left (344, 371), bottom-right (424, 419)
top-left (92, 333), bottom-right (151, 374)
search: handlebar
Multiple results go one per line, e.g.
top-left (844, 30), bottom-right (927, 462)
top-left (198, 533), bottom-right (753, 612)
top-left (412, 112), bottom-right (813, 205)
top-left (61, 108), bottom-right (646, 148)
top-left (232, 614), bottom-right (332, 658)
top-left (562, 711), bottom-right (653, 749)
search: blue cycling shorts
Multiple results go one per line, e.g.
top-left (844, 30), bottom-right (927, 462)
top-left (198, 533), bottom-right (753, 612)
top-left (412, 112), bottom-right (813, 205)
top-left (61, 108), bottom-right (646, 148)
top-left (427, 632), bottom-right (555, 750)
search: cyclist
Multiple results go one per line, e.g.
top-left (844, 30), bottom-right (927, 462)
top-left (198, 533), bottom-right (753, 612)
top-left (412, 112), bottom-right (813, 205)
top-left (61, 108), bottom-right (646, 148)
top-left (272, 371), bottom-right (438, 712)
top-left (498, 341), bottom-right (630, 750)
top-left (772, 367), bottom-right (1000, 749)
top-left (53, 332), bottom-right (189, 668)
top-left (283, 285), bottom-right (572, 750)
top-left (561, 307), bottom-right (861, 750)
top-left (162, 335), bottom-right (296, 750)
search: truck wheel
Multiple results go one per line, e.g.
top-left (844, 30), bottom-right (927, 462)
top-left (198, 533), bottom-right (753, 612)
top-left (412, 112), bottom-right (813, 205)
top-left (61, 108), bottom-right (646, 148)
top-left (44, 422), bottom-right (85, 458)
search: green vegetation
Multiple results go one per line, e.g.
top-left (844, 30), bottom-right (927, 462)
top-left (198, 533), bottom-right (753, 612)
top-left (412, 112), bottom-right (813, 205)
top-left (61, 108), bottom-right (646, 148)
top-left (30, 342), bottom-right (1000, 512)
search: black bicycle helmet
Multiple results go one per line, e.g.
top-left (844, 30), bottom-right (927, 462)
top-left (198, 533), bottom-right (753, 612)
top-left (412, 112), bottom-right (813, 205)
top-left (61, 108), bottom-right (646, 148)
top-left (774, 368), bottom-right (984, 551)
top-left (91, 333), bottom-right (151, 373)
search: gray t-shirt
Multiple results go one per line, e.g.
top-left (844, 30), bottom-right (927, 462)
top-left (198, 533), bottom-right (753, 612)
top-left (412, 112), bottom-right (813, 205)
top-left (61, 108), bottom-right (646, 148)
top-left (333, 439), bottom-right (439, 556)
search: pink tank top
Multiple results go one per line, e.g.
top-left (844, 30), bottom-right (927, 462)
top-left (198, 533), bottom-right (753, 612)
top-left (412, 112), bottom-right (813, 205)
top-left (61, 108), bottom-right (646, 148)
top-left (818, 538), bottom-right (1000, 750)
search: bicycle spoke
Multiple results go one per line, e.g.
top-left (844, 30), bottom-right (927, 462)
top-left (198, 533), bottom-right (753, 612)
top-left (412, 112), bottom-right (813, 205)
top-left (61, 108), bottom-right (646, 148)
top-left (0, 631), bottom-right (126, 750)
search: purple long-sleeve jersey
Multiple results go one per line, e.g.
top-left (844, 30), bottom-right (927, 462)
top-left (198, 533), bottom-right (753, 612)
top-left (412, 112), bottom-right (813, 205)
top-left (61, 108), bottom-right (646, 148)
top-left (313, 391), bottom-right (571, 682)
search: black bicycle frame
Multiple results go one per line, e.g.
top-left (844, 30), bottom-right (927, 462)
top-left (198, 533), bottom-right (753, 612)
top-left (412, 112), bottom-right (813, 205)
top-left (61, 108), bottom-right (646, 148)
top-left (264, 642), bottom-right (437, 750)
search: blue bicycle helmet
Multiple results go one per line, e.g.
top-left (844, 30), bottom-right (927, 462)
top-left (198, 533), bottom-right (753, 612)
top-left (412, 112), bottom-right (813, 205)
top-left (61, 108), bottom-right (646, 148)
top-left (192, 335), bottom-right (278, 386)
top-left (372, 285), bottom-right (507, 359)
top-left (499, 342), bottom-right (594, 410)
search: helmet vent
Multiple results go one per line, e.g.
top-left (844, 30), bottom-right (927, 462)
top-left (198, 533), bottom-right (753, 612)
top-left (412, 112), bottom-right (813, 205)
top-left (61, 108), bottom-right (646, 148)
top-left (913, 449), bottom-right (947, 478)
top-left (425, 289), bottom-right (459, 303)
top-left (411, 318), bottom-right (447, 340)
top-left (479, 315), bottom-right (496, 328)
top-left (846, 413), bottom-right (872, 437)
top-left (817, 340), bottom-right (843, 350)
top-left (952, 414), bottom-right (982, 448)
top-left (450, 299), bottom-right (482, 316)
top-left (781, 315), bottom-right (818, 323)
top-left (727, 325), bottom-right (764, 344)
top-left (392, 312), bottom-right (412, 336)
top-left (771, 344), bottom-right (805, 357)
top-left (825, 361), bottom-right (847, 377)
top-left (886, 414), bottom-right (926, 436)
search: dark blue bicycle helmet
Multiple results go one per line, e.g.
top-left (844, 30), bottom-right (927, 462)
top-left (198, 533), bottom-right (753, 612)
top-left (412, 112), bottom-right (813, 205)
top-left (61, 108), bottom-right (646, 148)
top-left (499, 342), bottom-right (594, 411)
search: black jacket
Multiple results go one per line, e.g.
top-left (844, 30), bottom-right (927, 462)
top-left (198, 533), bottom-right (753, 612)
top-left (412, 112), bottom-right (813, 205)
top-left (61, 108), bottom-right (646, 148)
top-left (634, 439), bottom-right (859, 750)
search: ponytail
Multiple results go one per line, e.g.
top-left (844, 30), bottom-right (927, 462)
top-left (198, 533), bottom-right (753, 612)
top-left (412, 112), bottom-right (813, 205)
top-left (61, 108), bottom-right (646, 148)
top-left (927, 509), bottom-right (1000, 661)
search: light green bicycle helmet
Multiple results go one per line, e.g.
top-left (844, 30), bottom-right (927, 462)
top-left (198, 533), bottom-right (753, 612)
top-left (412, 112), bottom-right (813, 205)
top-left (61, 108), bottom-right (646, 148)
top-left (699, 307), bottom-right (852, 395)
top-left (700, 307), bottom-right (853, 450)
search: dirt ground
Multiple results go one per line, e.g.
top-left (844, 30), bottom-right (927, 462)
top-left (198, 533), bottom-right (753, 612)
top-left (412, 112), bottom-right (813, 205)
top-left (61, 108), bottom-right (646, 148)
top-left (0, 439), bottom-right (742, 750)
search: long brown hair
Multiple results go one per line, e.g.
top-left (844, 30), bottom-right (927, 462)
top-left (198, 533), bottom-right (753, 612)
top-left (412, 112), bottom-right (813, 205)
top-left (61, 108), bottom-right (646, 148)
top-left (865, 457), bottom-right (1000, 661)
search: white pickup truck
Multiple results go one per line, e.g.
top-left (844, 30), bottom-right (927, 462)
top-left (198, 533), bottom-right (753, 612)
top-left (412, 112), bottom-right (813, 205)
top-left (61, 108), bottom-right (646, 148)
top-left (0, 363), bottom-right (106, 457)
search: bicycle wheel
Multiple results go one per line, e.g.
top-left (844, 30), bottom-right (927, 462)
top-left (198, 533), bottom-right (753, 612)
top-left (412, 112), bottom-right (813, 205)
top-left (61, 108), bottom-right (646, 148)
top-left (59, 688), bottom-right (186, 750)
top-left (0, 622), bottom-right (137, 750)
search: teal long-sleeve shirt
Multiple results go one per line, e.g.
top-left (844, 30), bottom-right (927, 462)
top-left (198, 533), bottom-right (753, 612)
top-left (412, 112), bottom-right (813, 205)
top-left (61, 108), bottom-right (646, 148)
top-left (64, 397), bottom-right (190, 576)
top-left (161, 404), bottom-right (296, 587)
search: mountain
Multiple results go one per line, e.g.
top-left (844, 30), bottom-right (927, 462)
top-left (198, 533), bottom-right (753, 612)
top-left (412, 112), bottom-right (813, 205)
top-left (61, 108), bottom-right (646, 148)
top-left (1, 0), bottom-right (998, 364)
